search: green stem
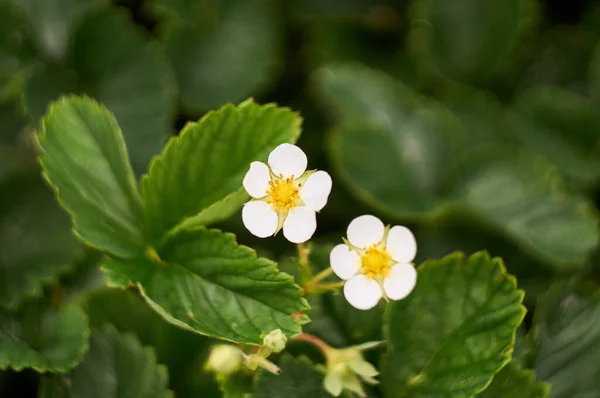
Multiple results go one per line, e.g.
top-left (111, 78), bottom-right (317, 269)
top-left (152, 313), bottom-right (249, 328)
top-left (310, 267), bottom-right (334, 285)
top-left (296, 242), bottom-right (313, 283)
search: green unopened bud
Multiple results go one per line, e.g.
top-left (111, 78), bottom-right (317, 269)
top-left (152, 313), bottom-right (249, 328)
top-left (204, 344), bottom-right (242, 377)
top-left (262, 329), bottom-right (287, 353)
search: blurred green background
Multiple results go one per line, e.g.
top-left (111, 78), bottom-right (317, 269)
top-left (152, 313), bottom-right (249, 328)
top-left (2, 0), bottom-right (600, 396)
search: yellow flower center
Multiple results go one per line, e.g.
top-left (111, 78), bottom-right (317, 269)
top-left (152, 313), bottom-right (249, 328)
top-left (361, 245), bottom-right (392, 279)
top-left (266, 175), bottom-right (300, 211)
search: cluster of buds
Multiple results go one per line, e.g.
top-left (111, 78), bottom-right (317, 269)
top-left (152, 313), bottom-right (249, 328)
top-left (204, 329), bottom-right (288, 381)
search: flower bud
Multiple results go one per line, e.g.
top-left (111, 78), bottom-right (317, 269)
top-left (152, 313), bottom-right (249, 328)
top-left (322, 341), bottom-right (383, 397)
top-left (204, 344), bottom-right (242, 377)
top-left (262, 329), bottom-right (287, 353)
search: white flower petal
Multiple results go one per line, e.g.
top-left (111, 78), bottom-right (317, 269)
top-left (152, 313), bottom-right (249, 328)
top-left (299, 171), bottom-right (332, 211)
top-left (347, 215), bottom-right (385, 249)
top-left (282, 206), bottom-right (316, 243)
top-left (343, 274), bottom-right (382, 310)
top-left (242, 201), bottom-right (278, 238)
top-left (268, 143), bottom-right (307, 179)
top-left (242, 161), bottom-right (271, 198)
top-left (386, 226), bottom-right (417, 263)
top-left (383, 263), bottom-right (417, 301)
top-left (330, 244), bottom-right (361, 280)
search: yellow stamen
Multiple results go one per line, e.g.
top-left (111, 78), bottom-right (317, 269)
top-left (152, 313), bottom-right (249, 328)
top-left (361, 245), bottom-right (393, 279)
top-left (266, 174), bottom-right (300, 211)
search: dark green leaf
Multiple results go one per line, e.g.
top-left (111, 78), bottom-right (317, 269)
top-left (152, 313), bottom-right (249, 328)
top-left (0, 177), bottom-right (81, 308)
top-left (0, 1), bottom-right (34, 97)
top-left (315, 64), bottom-right (464, 219)
top-left (253, 355), bottom-right (330, 398)
top-left (382, 252), bottom-right (525, 397)
top-left (534, 282), bottom-right (600, 398)
top-left (447, 146), bottom-right (598, 267)
top-left (589, 42), bottom-right (600, 103)
top-left (37, 96), bottom-right (146, 259)
top-left (39, 325), bottom-right (170, 398)
top-left (0, 302), bottom-right (88, 372)
top-left (220, 373), bottom-right (253, 398)
top-left (409, 0), bottom-right (534, 84)
top-left (10, 0), bottom-right (102, 59)
top-left (103, 227), bottom-right (309, 345)
top-left (478, 361), bottom-right (549, 398)
top-left (25, 8), bottom-right (176, 172)
top-left (512, 86), bottom-right (600, 186)
top-left (148, 0), bottom-right (280, 111)
top-left (85, 288), bottom-right (220, 398)
top-left (142, 100), bottom-right (301, 241)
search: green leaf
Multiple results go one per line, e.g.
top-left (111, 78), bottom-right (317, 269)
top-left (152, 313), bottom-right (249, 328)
top-left (37, 96), bottom-right (146, 259)
top-left (142, 100), bottom-right (301, 241)
top-left (147, 0), bottom-right (280, 111)
top-left (409, 0), bottom-right (534, 84)
top-left (382, 252), bottom-right (525, 397)
top-left (447, 146), bottom-right (598, 267)
top-left (85, 289), bottom-right (220, 398)
top-left (0, 1), bottom-right (34, 96)
top-left (39, 325), bottom-right (170, 398)
top-left (25, 8), bottom-right (176, 172)
top-left (10, 0), bottom-right (103, 59)
top-left (534, 282), bottom-right (600, 398)
top-left (0, 177), bottom-right (81, 308)
top-left (0, 302), bottom-right (88, 372)
top-left (478, 361), bottom-right (549, 397)
top-left (512, 86), bottom-right (600, 186)
top-left (438, 83), bottom-right (513, 145)
top-left (220, 373), bottom-right (253, 398)
top-left (253, 355), bottom-right (331, 398)
top-left (315, 64), bottom-right (464, 219)
top-left (589, 42), bottom-right (600, 102)
top-left (103, 227), bottom-right (309, 345)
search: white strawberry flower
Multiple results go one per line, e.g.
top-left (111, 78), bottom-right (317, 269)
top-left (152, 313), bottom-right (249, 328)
top-left (242, 143), bottom-right (332, 244)
top-left (330, 215), bottom-right (417, 310)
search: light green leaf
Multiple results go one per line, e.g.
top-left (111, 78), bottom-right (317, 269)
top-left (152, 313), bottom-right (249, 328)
top-left (37, 95), bottom-right (145, 259)
top-left (447, 146), bottom-right (598, 267)
top-left (25, 8), bottom-right (176, 173)
top-left (478, 361), bottom-right (549, 397)
top-left (512, 86), bottom-right (600, 186)
top-left (534, 282), bottom-right (600, 398)
top-left (39, 325), bottom-right (170, 398)
top-left (103, 227), bottom-right (309, 345)
top-left (315, 64), bottom-right (464, 219)
top-left (382, 252), bottom-right (525, 397)
top-left (142, 100), bottom-right (301, 241)
top-left (253, 355), bottom-right (331, 398)
top-left (0, 302), bottom-right (88, 372)
top-left (0, 177), bottom-right (81, 308)
top-left (147, 0), bottom-right (280, 111)
top-left (409, 0), bottom-right (534, 84)
top-left (85, 289), bottom-right (220, 398)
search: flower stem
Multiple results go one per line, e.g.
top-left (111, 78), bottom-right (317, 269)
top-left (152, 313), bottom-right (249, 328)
top-left (310, 267), bottom-right (334, 285)
top-left (296, 242), bottom-right (313, 283)
top-left (304, 279), bottom-right (345, 296)
top-left (293, 333), bottom-right (331, 355)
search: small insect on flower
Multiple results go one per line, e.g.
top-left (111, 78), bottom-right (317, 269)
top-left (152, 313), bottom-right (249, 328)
top-left (242, 143), bottom-right (332, 243)
top-left (330, 215), bottom-right (417, 310)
